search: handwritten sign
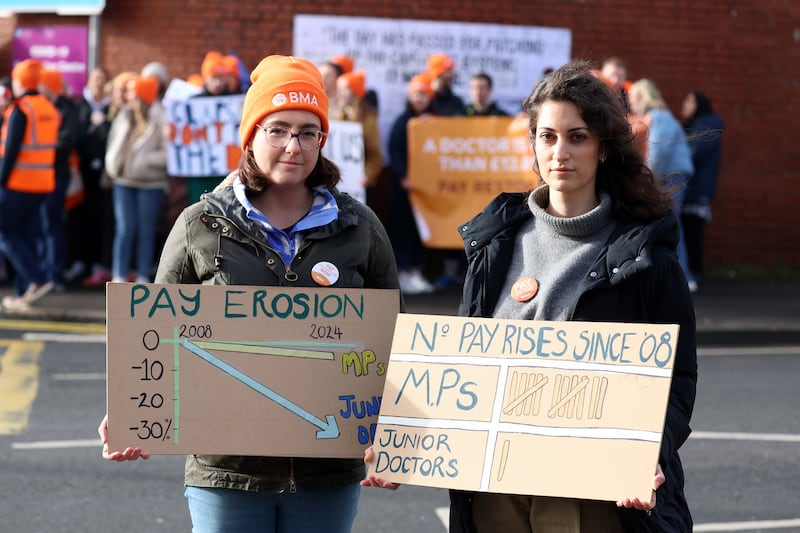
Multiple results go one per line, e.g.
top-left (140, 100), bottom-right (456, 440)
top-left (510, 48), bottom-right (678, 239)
top-left (293, 15), bottom-right (572, 159)
top-left (165, 94), bottom-right (245, 177)
top-left (407, 116), bottom-right (539, 249)
top-left (106, 283), bottom-right (400, 457)
top-left (371, 314), bottom-right (677, 502)
top-left (322, 120), bottom-right (366, 204)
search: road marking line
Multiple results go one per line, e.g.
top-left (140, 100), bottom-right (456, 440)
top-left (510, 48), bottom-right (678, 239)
top-left (0, 340), bottom-right (45, 435)
top-left (52, 372), bottom-right (105, 381)
top-left (691, 431), bottom-right (800, 443)
top-left (435, 507), bottom-right (448, 529)
top-left (699, 346), bottom-right (800, 356)
top-left (12, 439), bottom-right (99, 450)
top-left (694, 518), bottom-right (800, 531)
top-left (0, 319), bottom-right (105, 334)
top-left (22, 333), bottom-right (106, 343)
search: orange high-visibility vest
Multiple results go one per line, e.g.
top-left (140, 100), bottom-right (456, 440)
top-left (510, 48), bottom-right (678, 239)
top-left (0, 94), bottom-right (60, 193)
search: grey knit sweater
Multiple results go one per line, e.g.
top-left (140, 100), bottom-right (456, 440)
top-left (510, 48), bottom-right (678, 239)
top-left (493, 185), bottom-right (616, 321)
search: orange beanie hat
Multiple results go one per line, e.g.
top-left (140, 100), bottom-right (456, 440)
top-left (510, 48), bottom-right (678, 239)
top-left (132, 76), bottom-right (159, 105)
top-left (426, 53), bottom-right (455, 79)
top-left (339, 70), bottom-right (366, 100)
top-left (408, 72), bottom-right (434, 99)
top-left (239, 55), bottom-right (329, 151)
top-left (40, 68), bottom-right (64, 95)
top-left (331, 54), bottom-right (354, 74)
top-left (221, 55), bottom-right (239, 76)
top-left (186, 74), bottom-right (204, 87)
top-left (12, 59), bottom-right (44, 91)
top-left (201, 51), bottom-right (226, 78)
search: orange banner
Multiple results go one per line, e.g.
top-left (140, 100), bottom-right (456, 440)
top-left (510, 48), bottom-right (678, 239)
top-left (407, 116), bottom-right (539, 249)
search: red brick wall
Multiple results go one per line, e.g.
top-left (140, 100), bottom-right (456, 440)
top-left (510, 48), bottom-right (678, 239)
top-left (2, 1), bottom-right (799, 269)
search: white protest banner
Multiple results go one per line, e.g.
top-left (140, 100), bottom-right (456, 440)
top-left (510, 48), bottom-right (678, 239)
top-left (293, 15), bottom-right (571, 154)
top-left (322, 120), bottom-right (366, 204)
top-left (371, 314), bottom-right (677, 503)
top-left (165, 94), bottom-right (245, 177)
top-left (163, 78), bottom-right (203, 101)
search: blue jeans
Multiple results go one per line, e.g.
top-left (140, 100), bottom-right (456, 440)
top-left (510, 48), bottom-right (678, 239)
top-left (184, 484), bottom-right (360, 533)
top-left (0, 188), bottom-right (48, 295)
top-left (112, 184), bottom-right (165, 280)
top-left (40, 175), bottom-right (70, 285)
top-left (667, 173), bottom-right (696, 286)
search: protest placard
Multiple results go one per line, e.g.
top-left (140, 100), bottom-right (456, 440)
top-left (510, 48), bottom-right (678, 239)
top-left (371, 314), bottom-right (677, 503)
top-left (407, 116), bottom-right (538, 248)
top-left (293, 15), bottom-right (571, 156)
top-left (322, 119), bottom-right (366, 203)
top-left (165, 94), bottom-right (245, 177)
top-left (106, 283), bottom-right (400, 457)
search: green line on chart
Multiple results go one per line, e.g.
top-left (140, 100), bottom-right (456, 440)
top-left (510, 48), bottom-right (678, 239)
top-left (192, 341), bottom-right (335, 360)
top-left (202, 340), bottom-right (358, 349)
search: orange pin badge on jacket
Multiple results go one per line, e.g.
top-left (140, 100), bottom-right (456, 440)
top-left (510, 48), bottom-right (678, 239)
top-left (510, 276), bottom-right (539, 302)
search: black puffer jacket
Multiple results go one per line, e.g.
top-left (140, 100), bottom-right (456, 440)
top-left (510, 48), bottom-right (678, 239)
top-left (156, 185), bottom-right (399, 493)
top-left (450, 192), bottom-right (697, 533)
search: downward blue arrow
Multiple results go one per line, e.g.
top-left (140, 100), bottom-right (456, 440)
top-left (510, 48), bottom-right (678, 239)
top-left (181, 339), bottom-right (339, 439)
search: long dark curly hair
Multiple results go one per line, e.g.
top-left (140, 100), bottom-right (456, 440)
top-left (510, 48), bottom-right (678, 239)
top-left (524, 60), bottom-right (672, 221)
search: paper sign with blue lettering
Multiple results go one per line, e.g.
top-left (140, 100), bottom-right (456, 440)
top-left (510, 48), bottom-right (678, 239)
top-left (371, 314), bottom-right (678, 503)
top-left (322, 120), bottom-right (366, 204)
top-left (106, 283), bottom-right (400, 457)
top-left (165, 94), bottom-right (245, 177)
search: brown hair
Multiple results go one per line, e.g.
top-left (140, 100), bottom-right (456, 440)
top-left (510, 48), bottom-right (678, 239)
top-left (237, 150), bottom-right (341, 193)
top-left (524, 60), bottom-right (672, 221)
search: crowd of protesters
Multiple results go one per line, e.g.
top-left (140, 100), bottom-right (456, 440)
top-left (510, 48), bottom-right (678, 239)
top-left (0, 51), bottom-right (721, 309)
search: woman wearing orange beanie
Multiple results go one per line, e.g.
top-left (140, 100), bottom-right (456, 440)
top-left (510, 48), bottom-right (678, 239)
top-left (104, 74), bottom-right (168, 284)
top-left (333, 70), bottom-right (384, 194)
top-left (384, 72), bottom-right (436, 295)
top-left (98, 55), bottom-right (399, 533)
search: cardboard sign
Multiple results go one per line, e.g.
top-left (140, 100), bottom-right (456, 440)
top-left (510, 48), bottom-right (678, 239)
top-left (106, 284), bottom-right (400, 457)
top-left (165, 94), bottom-right (245, 177)
top-left (371, 314), bottom-right (678, 502)
top-left (322, 119), bottom-right (367, 204)
top-left (407, 116), bottom-right (539, 249)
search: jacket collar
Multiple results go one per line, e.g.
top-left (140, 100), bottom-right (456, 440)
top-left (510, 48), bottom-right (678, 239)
top-left (462, 191), bottom-right (680, 287)
top-left (201, 185), bottom-right (359, 243)
top-left (460, 192), bottom-right (532, 259)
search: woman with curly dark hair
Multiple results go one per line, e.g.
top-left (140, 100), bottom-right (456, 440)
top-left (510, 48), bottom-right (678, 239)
top-left (456, 59), bottom-right (696, 533)
top-left (365, 60), bottom-right (697, 533)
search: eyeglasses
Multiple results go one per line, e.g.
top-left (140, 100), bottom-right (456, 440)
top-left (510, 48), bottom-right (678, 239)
top-left (257, 125), bottom-right (326, 151)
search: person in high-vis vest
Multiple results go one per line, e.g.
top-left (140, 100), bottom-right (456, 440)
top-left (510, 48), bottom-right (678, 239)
top-left (0, 58), bottom-right (61, 310)
top-left (38, 68), bottom-right (79, 292)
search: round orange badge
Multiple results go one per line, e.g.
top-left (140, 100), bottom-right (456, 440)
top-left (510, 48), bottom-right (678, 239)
top-left (311, 261), bottom-right (340, 286)
top-left (510, 276), bottom-right (539, 302)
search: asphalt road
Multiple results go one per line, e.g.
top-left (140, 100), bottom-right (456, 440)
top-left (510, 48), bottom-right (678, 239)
top-left (1, 321), bottom-right (799, 532)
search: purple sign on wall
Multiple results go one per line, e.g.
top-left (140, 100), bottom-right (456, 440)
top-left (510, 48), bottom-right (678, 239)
top-left (12, 25), bottom-right (88, 98)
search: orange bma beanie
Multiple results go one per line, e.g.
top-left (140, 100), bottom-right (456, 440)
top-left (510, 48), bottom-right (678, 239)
top-left (331, 54), bottom-right (354, 74)
top-left (40, 69), bottom-right (64, 95)
top-left (339, 70), bottom-right (366, 100)
top-left (239, 55), bottom-right (329, 151)
top-left (201, 51), bottom-right (225, 78)
top-left (12, 59), bottom-right (44, 91)
top-left (132, 76), bottom-right (159, 105)
top-left (408, 72), bottom-right (434, 99)
top-left (426, 53), bottom-right (455, 79)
